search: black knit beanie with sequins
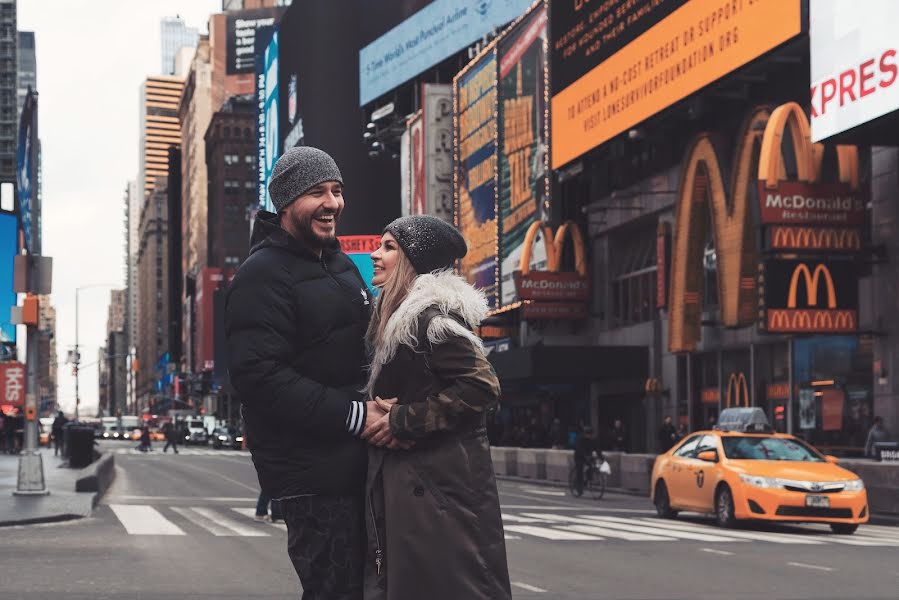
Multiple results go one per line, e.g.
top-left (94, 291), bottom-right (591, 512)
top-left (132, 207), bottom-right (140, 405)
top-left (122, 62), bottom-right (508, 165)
top-left (383, 215), bottom-right (467, 275)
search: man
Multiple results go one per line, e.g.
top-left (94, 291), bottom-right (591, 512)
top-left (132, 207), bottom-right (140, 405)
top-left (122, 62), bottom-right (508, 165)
top-left (865, 416), bottom-right (891, 458)
top-left (226, 147), bottom-right (384, 600)
top-left (657, 415), bottom-right (678, 453)
top-left (162, 421), bottom-right (179, 454)
top-left (573, 425), bottom-right (601, 494)
top-left (51, 410), bottom-right (68, 456)
top-left (610, 419), bottom-right (628, 452)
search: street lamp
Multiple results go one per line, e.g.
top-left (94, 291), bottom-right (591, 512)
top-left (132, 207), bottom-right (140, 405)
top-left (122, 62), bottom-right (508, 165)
top-left (71, 284), bottom-right (119, 420)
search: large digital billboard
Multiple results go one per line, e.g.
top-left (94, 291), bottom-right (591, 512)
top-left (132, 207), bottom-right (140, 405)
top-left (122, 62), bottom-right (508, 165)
top-left (455, 50), bottom-right (499, 309)
top-left (226, 7), bottom-right (283, 75)
top-left (551, 0), bottom-right (802, 168)
top-left (255, 29), bottom-right (278, 213)
top-left (0, 214), bottom-right (17, 343)
top-left (17, 91), bottom-right (36, 252)
top-left (359, 0), bottom-right (533, 106)
top-left (498, 5), bottom-right (549, 307)
top-left (810, 0), bottom-right (899, 141)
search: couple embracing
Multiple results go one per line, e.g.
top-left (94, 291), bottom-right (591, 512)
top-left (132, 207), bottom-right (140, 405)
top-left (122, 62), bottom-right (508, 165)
top-left (225, 147), bottom-right (511, 600)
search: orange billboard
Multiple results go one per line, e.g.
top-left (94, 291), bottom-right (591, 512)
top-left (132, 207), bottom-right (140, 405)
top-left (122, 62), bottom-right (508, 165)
top-left (551, 0), bottom-right (802, 168)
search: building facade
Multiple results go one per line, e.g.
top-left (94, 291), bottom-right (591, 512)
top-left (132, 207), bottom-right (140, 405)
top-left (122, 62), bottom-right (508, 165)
top-left (16, 29), bottom-right (33, 117)
top-left (160, 16), bottom-right (199, 77)
top-left (37, 294), bottom-right (56, 416)
top-left (138, 75), bottom-right (184, 198)
top-left (0, 0), bottom-right (16, 180)
top-left (102, 289), bottom-right (128, 417)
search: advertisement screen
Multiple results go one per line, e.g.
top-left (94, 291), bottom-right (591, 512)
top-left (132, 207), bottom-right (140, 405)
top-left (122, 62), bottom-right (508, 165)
top-left (226, 8), bottom-right (283, 75)
top-left (255, 29), bottom-right (279, 213)
top-left (810, 0), bottom-right (899, 141)
top-left (551, 0), bottom-right (802, 168)
top-left (0, 214), bottom-right (17, 343)
top-left (359, 0), bottom-right (533, 106)
top-left (16, 92), bottom-right (36, 252)
top-left (498, 6), bottom-right (549, 307)
top-left (455, 51), bottom-right (499, 308)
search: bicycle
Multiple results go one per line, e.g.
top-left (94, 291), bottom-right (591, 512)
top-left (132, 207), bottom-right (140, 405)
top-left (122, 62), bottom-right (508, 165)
top-left (568, 454), bottom-right (608, 500)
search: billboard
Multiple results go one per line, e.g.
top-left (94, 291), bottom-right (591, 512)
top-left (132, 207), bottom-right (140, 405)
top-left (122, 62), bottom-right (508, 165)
top-left (359, 0), bottom-right (534, 106)
top-left (551, 0), bottom-right (802, 168)
top-left (17, 91), bottom-right (36, 252)
top-left (0, 214), bottom-right (16, 343)
top-left (255, 29), bottom-right (279, 213)
top-left (498, 6), bottom-right (549, 307)
top-left (810, 0), bottom-right (899, 141)
top-left (0, 361), bottom-right (25, 408)
top-left (455, 50), bottom-right (499, 308)
top-left (757, 181), bottom-right (865, 226)
top-left (226, 7), bottom-right (283, 74)
top-left (339, 235), bottom-right (381, 291)
top-left (761, 260), bottom-right (858, 334)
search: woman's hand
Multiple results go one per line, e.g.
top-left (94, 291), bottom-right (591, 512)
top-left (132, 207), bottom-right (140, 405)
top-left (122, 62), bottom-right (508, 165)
top-left (361, 411), bottom-right (393, 447)
top-left (375, 396), bottom-right (397, 412)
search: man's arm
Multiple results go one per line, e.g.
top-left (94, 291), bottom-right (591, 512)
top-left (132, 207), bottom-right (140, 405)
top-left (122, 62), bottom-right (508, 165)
top-left (225, 272), bottom-right (370, 437)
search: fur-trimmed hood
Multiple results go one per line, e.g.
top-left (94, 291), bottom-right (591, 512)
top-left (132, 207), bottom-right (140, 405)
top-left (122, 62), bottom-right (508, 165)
top-left (364, 270), bottom-right (488, 395)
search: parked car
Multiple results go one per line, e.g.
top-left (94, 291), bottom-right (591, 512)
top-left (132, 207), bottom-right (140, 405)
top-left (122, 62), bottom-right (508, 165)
top-left (211, 426), bottom-right (244, 450)
top-left (184, 419), bottom-right (209, 445)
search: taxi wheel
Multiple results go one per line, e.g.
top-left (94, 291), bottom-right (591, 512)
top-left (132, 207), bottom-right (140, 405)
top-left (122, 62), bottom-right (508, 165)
top-left (715, 485), bottom-right (737, 528)
top-left (654, 481), bottom-right (678, 519)
top-left (829, 523), bottom-right (858, 535)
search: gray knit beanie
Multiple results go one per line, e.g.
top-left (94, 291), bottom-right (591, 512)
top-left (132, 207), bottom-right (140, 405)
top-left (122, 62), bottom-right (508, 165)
top-left (268, 146), bottom-right (343, 212)
top-left (384, 215), bottom-right (467, 275)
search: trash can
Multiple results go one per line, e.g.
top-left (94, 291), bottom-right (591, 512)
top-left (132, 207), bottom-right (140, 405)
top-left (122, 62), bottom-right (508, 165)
top-left (68, 426), bottom-right (96, 469)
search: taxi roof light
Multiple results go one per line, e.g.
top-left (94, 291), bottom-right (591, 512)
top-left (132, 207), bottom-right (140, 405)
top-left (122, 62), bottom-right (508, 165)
top-left (715, 407), bottom-right (773, 433)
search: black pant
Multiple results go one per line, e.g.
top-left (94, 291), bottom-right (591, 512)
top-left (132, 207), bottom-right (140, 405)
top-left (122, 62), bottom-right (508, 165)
top-left (164, 438), bottom-right (178, 453)
top-left (280, 494), bottom-right (365, 600)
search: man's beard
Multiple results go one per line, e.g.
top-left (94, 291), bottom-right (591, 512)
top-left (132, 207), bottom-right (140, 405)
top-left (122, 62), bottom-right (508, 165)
top-left (291, 208), bottom-right (339, 250)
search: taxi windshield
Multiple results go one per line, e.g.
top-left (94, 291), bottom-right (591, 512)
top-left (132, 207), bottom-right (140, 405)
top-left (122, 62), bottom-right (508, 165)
top-left (721, 436), bottom-right (824, 462)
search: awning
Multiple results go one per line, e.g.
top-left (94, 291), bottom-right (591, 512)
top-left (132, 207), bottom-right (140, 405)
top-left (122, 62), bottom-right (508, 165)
top-left (488, 345), bottom-right (648, 383)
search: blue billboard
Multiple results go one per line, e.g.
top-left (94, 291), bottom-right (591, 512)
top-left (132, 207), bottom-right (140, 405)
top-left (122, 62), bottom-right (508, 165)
top-left (0, 214), bottom-right (17, 343)
top-left (255, 28), bottom-right (278, 213)
top-left (16, 91), bottom-right (36, 252)
top-left (359, 0), bottom-right (533, 106)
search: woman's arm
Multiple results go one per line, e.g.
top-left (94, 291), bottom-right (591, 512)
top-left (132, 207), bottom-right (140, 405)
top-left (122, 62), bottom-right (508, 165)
top-left (389, 317), bottom-right (500, 440)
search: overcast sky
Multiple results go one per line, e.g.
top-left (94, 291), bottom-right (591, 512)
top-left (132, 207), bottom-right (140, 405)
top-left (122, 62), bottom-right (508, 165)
top-left (19, 1), bottom-right (221, 417)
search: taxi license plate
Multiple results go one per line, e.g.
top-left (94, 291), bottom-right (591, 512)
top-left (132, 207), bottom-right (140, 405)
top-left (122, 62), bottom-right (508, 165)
top-left (806, 495), bottom-right (830, 508)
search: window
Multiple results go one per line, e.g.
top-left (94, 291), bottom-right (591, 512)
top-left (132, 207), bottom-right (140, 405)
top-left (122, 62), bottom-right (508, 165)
top-left (674, 435), bottom-right (702, 457)
top-left (245, 155), bottom-right (254, 164)
top-left (610, 226), bottom-right (657, 327)
top-left (244, 181), bottom-right (254, 190)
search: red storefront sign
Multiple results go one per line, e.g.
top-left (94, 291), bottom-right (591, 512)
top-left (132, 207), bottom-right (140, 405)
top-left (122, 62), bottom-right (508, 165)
top-left (0, 361), bottom-right (26, 407)
top-left (339, 235), bottom-right (381, 254)
top-left (514, 271), bottom-right (589, 302)
top-left (700, 388), bottom-right (720, 405)
top-left (758, 181), bottom-right (865, 226)
top-left (522, 302), bottom-right (587, 320)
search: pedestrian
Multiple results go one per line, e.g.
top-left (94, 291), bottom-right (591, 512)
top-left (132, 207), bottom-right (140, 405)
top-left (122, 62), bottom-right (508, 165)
top-left (676, 421), bottom-right (688, 441)
top-left (549, 417), bottom-right (567, 449)
top-left (51, 410), bottom-right (68, 456)
top-left (574, 425), bottom-right (602, 495)
top-left (865, 416), bottom-right (891, 458)
top-left (254, 492), bottom-right (283, 523)
top-left (139, 424), bottom-right (152, 452)
top-left (610, 419), bottom-right (628, 452)
top-left (360, 216), bottom-right (511, 600)
top-left (162, 421), bottom-right (179, 454)
top-left (657, 415), bottom-right (678, 453)
top-left (225, 146), bottom-right (385, 600)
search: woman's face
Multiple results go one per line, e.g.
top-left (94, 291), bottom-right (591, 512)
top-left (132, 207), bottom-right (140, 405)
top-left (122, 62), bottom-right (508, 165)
top-left (370, 232), bottom-right (401, 287)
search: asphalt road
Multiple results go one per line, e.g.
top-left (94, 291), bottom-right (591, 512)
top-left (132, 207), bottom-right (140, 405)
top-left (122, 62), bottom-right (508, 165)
top-left (3, 441), bottom-right (898, 599)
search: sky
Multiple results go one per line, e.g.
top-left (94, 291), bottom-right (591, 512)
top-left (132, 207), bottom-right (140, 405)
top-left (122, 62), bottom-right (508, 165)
top-left (19, 0), bottom-right (222, 417)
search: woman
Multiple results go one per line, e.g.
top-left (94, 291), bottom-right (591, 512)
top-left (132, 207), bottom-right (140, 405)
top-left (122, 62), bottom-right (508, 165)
top-left (360, 215), bottom-right (511, 600)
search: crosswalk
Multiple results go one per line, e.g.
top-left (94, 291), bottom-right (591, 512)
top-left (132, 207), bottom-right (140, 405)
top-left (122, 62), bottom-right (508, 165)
top-left (108, 447), bottom-right (251, 457)
top-left (105, 502), bottom-right (899, 547)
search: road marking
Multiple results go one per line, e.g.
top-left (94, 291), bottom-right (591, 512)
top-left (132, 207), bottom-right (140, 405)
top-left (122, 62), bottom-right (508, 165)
top-left (231, 507), bottom-right (288, 531)
top-left (500, 505), bottom-right (656, 514)
top-left (189, 507), bottom-right (269, 536)
top-left (504, 535), bottom-right (522, 540)
top-left (502, 513), bottom-right (550, 523)
top-left (511, 581), bottom-right (547, 593)
top-left (631, 518), bottom-right (825, 544)
top-left (520, 513), bottom-right (675, 541)
top-left (105, 496), bottom-right (256, 503)
top-left (573, 515), bottom-right (744, 543)
top-left (788, 562), bottom-right (833, 572)
top-left (171, 507), bottom-right (243, 536)
top-left (109, 504), bottom-right (185, 535)
top-left (519, 487), bottom-right (567, 497)
top-left (700, 548), bottom-right (734, 556)
top-left (503, 525), bottom-right (603, 540)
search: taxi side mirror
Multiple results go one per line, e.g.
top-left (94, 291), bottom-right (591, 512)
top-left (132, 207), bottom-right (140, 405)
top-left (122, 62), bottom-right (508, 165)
top-left (697, 450), bottom-right (718, 462)
top-left (824, 455), bottom-right (839, 464)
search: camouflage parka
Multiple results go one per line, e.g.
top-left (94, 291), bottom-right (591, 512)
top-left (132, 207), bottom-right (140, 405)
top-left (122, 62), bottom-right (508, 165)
top-left (363, 270), bottom-right (511, 600)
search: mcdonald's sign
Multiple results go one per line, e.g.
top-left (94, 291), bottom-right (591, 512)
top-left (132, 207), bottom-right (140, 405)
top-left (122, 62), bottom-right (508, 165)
top-left (514, 220), bottom-right (589, 318)
top-left (726, 373), bottom-right (751, 409)
top-left (761, 260), bottom-right (858, 334)
top-left (768, 226), bottom-right (861, 252)
top-left (758, 181), bottom-right (865, 226)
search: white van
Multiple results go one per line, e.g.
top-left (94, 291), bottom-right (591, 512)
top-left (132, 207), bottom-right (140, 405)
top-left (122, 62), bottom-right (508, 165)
top-left (185, 418), bottom-right (209, 445)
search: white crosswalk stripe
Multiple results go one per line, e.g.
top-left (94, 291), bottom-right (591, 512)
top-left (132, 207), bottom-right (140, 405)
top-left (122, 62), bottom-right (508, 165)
top-left (108, 447), bottom-right (251, 457)
top-left (627, 517), bottom-right (825, 544)
top-left (109, 504), bottom-right (186, 535)
top-left (231, 507), bottom-right (288, 531)
top-left (503, 525), bottom-right (603, 540)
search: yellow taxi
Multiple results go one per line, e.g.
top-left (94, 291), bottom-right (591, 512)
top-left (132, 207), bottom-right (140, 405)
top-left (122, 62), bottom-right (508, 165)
top-left (651, 408), bottom-right (868, 534)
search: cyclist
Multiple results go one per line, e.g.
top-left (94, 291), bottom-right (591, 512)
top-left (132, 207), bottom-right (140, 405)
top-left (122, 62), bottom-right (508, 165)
top-left (573, 425), bottom-right (603, 494)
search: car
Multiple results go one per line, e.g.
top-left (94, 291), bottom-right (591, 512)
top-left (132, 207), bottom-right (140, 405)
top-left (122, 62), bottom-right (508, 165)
top-left (184, 419), bottom-right (209, 445)
top-left (651, 407), bottom-right (868, 535)
top-left (149, 428), bottom-right (166, 442)
top-left (100, 425), bottom-right (126, 440)
top-left (211, 426), bottom-right (244, 450)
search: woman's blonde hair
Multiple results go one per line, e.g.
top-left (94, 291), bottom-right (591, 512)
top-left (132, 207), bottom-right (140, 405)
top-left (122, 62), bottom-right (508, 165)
top-left (365, 247), bottom-right (418, 350)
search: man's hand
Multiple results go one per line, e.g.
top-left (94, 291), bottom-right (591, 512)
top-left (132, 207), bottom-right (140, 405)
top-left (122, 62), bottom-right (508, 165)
top-left (362, 411), bottom-right (394, 447)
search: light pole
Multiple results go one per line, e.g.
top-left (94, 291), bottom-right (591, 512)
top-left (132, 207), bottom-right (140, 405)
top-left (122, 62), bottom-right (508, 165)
top-left (72, 284), bottom-right (119, 421)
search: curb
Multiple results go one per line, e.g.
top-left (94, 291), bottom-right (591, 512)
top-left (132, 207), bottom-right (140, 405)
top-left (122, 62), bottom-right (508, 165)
top-left (75, 453), bottom-right (116, 506)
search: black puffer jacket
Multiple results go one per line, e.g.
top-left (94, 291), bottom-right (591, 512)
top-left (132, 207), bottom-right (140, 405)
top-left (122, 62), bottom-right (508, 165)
top-left (225, 211), bottom-right (371, 498)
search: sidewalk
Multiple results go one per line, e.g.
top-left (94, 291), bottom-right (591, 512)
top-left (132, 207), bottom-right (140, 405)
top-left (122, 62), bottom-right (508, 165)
top-left (0, 447), bottom-right (97, 527)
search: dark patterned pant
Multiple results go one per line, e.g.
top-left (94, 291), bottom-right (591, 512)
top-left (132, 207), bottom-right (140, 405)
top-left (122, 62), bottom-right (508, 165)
top-left (280, 494), bottom-right (365, 600)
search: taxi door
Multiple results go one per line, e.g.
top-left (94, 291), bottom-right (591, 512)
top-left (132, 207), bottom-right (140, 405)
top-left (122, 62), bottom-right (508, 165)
top-left (663, 435), bottom-right (703, 508)
top-left (679, 434), bottom-right (720, 511)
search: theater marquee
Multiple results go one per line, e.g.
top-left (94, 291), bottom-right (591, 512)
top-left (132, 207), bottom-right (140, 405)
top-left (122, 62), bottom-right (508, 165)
top-left (550, 0), bottom-right (801, 168)
top-left (760, 260), bottom-right (858, 334)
